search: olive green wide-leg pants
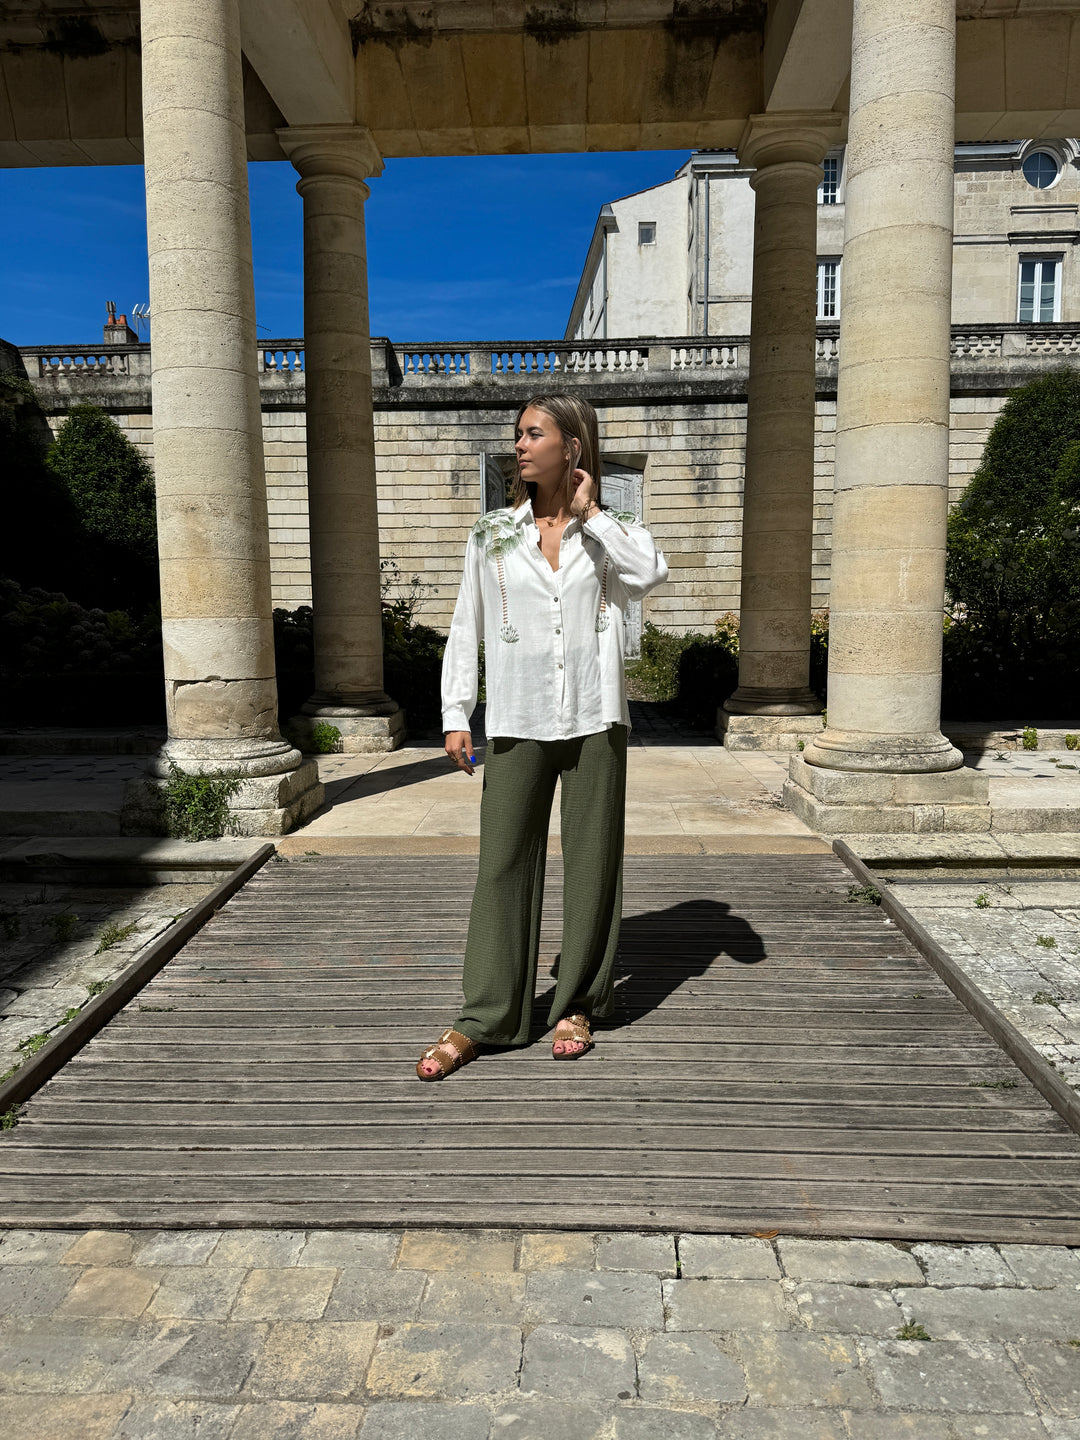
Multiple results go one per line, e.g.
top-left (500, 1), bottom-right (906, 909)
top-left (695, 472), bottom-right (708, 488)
top-left (454, 724), bottom-right (627, 1047)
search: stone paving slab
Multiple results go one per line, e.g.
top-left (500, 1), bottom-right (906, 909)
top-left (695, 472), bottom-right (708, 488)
top-left (888, 877), bottom-right (1080, 1089)
top-left (0, 1228), bottom-right (1077, 1436)
top-left (0, 879), bottom-right (214, 1077)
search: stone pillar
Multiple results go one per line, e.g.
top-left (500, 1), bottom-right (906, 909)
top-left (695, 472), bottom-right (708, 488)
top-left (277, 125), bottom-right (405, 754)
top-left (786, 0), bottom-right (990, 833)
top-left (720, 113), bottom-right (840, 754)
top-left (126, 0), bottom-right (322, 835)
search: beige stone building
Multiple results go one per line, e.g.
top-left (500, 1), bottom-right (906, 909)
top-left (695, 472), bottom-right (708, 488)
top-left (6, 0), bottom-right (1080, 837)
top-left (568, 140), bottom-right (1080, 340)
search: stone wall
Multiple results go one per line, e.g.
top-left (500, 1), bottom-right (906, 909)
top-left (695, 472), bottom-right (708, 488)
top-left (18, 328), bottom-right (1069, 636)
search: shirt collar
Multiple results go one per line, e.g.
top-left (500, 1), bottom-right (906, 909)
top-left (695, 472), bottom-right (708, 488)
top-left (511, 498), bottom-right (533, 526)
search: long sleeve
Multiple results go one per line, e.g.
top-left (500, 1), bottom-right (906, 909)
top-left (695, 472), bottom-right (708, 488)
top-left (440, 530), bottom-right (485, 733)
top-left (582, 508), bottom-right (669, 600)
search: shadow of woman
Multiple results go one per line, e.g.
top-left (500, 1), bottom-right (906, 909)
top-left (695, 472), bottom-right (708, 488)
top-left (540, 898), bottom-right (767, 1029)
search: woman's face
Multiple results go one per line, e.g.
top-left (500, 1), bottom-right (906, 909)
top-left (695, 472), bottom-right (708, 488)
top-left (515, 406), bottom-right (570, 489)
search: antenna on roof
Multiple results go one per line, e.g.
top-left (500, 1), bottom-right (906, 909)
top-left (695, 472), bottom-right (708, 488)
top-left (131, 303), bottom-right (151, 339)
top-left (106, 300), bottom-right (116, 319)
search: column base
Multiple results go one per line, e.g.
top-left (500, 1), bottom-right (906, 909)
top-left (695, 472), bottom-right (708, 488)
top-left (718, 712), bottom-right (826, 752)
top-left (723, 686), bottom-right (822, 717)
top-left (120, 737), bottom-right (325, 838)
top-left (782, 754), bottom-right (991, 836)
top-left (802, 728), bottom-right (964, 773)
top-left (287, 703), bottom-right (406, 755)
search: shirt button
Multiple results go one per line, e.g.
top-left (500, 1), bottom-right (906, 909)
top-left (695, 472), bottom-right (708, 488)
top-left (555, 628), bottom-right (561, 634)
top-left (557, 663), bottom-right (563, 669)
top-left (553, 596), bottom-right (559, 603)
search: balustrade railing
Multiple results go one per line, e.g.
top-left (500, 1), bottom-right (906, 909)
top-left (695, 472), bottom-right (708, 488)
top-left (671, 343), bottom-right (739, 369)
top-left (20, 323), bottom-right (1080, 397)
top-left (33, 350), bottom-right (132, 377)
top-left (259, 345), bottom-right (305, 373)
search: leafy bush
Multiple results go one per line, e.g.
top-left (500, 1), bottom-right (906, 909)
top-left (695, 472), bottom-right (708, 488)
top-left (626, 612), bottom-right (828, 728)
top-left (45, 404), bottom-right (159, 614)
top-left (0, 579), bottom-right (164, 723)
top-left (310, 722), bottom-right (341, 753)
top-left (161, 764), bottom-right (241, 841)
top-left (0, 369), bottom-right (83, 594)
top-left (273, 576), bottom-right (448, 731)
top-left (943, 369), bottom-right (1080, 716)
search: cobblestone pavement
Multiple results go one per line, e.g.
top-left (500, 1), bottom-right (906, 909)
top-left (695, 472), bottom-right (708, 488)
top-left (0, 1228), bottom-right (1078, 1437)
top-left (891, 879), bottom-right (1080, 1091)
top-left (0, 881), bottom-right (213, 1080)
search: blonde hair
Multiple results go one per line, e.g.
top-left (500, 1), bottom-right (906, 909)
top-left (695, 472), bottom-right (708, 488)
top-left (509, 393), bottom-right (602, 512)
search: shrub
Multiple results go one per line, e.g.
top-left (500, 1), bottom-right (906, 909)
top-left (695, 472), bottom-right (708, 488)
top-left (0, 368), bottom-right (83, 593)
top-left (626, 611), bottom-right (827, 728)
top-left (309, 721), bottom-right (342, 753)
top-left (0, 579), bottom-right (164, 724)
top-left (943, 369), bottom-right (1080, 716)
top-left (45, 404), bottom-right (159, 614)
top-left (161, 764), bottom-right (242, 841)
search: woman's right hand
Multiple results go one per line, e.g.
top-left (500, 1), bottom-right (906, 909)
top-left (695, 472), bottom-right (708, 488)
top-left (445, 730), bottom-right (476, 775)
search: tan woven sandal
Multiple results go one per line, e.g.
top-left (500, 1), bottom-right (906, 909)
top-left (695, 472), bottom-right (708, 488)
top-left (552, 1012), bottom-right (593, 1061)
top-left (416, 1028), bottom-right (479, 1082)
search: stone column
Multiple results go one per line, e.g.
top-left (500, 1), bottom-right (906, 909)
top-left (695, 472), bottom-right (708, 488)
top-left (277, 125), bottom-right (405, 754)
top-left (720, 113), bottom-right (840, 753)
top-left (787, 0), bottom-right (989, 832)
top-left (127, 0), bottom-right (322, 835)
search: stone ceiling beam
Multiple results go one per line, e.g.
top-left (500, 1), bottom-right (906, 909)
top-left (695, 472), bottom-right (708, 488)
top-left (238, 0), bottom-right (354, 125)
top-left (764, 0), bottom-right (854, 118)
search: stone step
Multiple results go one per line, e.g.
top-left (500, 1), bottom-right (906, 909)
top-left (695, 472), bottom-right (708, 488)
top-left (0, 729), bottom-right (164, 756)
top-left (0, 837), bottom-right (270, 884)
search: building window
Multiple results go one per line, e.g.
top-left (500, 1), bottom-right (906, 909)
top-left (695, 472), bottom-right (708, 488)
top-left (817, 259), bottom-right (840, 320)
top-left (638, 221), bottom-right (656, 245)
top-left (1018, 256), bottom-right (1062, 322)
top-left (820, 156), bottom-right (840, 205)
top-left (1022, 151), bottom-right (1061, 189)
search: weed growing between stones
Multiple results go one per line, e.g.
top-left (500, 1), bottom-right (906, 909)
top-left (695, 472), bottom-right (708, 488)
top-left (897, 1322), bottom-right (931, 1341)
top-left (0, 1063), bottom-right (19, 1083)
top-left (1036, 935), bottom-right (1058, 949)
top-left (847, 884), bottom-right (881, 905)
top-left (85, 980), bottom-right (108, 996)
top-left (1023, 726), bottom-right (1039, 750)
top-left (1067, 734), bottom-right (1079, 750)
top-left (17, 1033), bottom-right (49, 1056)
top-left (969, 1076), bottom-right (1019, 1089)
top-left (309, 722), bottom-right (342, 754)
top-left (96, 919), bottom-right (138, 953)
top-left (49, 912), bottom-right (79, 942)
top-left (974, 893), bottom-right (990, 908)
top-left (161, 764), bottom-right (242, 841)
top-left (0, 1106), bottom-right (19, 1132)
top-left (1033, 991), bottom-right (1062, 1007)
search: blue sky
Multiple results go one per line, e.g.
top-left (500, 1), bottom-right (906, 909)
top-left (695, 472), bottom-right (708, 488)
top-left (1, 151), bottom-right (690, 347)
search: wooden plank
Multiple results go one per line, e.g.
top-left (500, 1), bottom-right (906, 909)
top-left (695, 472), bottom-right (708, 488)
top-left (4, 851), bottom-right (1080, 1241)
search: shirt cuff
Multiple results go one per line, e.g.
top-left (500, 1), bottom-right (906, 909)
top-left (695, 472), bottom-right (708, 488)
top-left (582, 508), bottom-right (621, 538)
top-left (442, 707), bottom-right (472, 734)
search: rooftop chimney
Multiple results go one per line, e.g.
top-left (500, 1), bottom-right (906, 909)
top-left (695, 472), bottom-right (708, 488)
top-left (104, 301), bottom-right (137, 345)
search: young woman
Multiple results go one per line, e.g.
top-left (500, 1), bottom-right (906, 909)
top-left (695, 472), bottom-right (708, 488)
top-left (416, 393), bottom-right (669, 1080)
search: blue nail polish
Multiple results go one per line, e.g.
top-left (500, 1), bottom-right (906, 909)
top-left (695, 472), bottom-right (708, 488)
top-left (468, 754), bottom-right (476, 763)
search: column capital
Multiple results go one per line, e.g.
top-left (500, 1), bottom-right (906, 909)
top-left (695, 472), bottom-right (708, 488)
top-left (276, 124), bottom-right (384, 186)
top-left (737, 112), bottom-right (844, 171)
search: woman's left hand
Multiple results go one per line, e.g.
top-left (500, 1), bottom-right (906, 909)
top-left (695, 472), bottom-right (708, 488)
top-left (571, 468), bottom-right (598, 518)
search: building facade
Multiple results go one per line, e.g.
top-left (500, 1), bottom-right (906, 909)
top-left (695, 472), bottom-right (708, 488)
top-left (567, 141), bottom-right (1080, 340)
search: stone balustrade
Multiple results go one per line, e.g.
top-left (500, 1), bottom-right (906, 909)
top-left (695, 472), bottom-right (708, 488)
top-left (18, 321), bottom-right (1078, 412)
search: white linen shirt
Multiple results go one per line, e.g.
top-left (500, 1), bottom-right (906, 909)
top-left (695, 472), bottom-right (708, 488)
top-left (441, 497), bottom-right (669, 740)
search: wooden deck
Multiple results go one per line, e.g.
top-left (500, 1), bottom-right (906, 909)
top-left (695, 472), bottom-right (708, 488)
top-left (3, 853), bottom-right (1080, 1241)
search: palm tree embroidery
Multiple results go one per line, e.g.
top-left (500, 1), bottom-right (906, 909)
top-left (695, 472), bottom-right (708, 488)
top-left (472, 510), bottom-right (522, 643)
